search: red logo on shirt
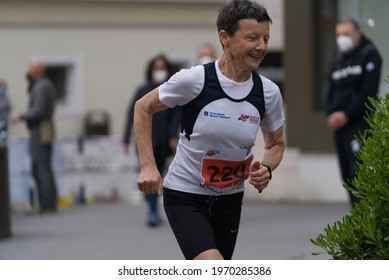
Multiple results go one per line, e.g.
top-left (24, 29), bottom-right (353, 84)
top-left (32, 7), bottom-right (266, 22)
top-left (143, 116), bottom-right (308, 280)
top-left (238, 114), bottom-right (250, 122)
top-left (239, 114), bottom-right (259, 124)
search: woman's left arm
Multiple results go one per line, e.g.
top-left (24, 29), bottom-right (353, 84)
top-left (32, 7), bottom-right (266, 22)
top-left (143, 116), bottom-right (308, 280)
top-left (261, 125), bottom-right (285, 171)
top-left (249, 125), bottom-right (285, 192)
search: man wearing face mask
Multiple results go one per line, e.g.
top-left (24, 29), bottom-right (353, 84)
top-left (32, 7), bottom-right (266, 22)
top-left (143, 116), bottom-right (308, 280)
top-left (122, 54), bottom-right (180, 227)
top-left (196, 42), bottom-right (217, 65)
top-left (325, 19), bottom-right (382, 208)
top-left (11, 60), bottom-right (58, 213)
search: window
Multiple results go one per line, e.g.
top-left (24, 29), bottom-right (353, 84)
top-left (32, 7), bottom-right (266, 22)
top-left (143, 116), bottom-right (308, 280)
top-left (257, 52), bottom-right (284, 98)
top-left (46, 65), bottom-right (68, 104)
top-left (313, 0), bottom-right (338, 111)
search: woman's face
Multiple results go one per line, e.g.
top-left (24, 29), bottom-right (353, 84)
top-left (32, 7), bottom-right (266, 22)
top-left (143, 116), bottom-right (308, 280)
top-left (221, 19), bottom-right (270, 72)
top-left (151, 58), bottom-right (169, 84)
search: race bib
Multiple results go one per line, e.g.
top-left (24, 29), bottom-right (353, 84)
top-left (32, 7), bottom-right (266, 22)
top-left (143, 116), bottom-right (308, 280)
top-left (201, 150), bottom-right (253, 188)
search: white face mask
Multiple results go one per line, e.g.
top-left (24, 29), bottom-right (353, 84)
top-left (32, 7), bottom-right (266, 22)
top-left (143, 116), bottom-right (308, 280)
top-left (152, 70), bottom-right (168, 84)
top-left (336, 35), bottom-right (354, 53)
top-left (198, 56), bottom-right (214, 65)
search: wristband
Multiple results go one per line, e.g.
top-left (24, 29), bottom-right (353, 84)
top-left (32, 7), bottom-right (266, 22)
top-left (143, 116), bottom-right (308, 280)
top-left (261, 161), bottom-right (272, 180)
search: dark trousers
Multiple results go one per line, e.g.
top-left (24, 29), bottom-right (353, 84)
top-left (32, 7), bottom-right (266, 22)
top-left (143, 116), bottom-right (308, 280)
top-left (334, 121), bottom-right (368, 208)
top-left (31, 144), bottom-right (57, 211)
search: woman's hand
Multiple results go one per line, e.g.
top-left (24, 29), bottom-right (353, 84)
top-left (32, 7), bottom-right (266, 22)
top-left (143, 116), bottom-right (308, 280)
top-left (137, 164), bottom-right (163, 195)
top-left (249, 161), bottom-right (271, 193)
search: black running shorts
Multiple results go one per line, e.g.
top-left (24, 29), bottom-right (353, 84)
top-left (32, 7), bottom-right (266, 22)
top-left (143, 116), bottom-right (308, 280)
top-left (163, 187), bottom-right (244, 260)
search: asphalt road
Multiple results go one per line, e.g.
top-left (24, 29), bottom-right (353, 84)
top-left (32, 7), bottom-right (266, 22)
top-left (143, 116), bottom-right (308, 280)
top-left (0, 200), bottom-right (350, 260)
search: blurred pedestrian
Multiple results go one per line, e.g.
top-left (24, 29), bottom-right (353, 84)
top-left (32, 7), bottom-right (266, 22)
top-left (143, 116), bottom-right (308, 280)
top-left (11, 60), bottom-right (58, 213)
top-left (122, 54), bottom-right (180, 227)
top-left (196, 42), bottom-right (217, 65)
top-left (325, 19), bottom-right (382, 208)
top-left (0, 80), bottom-right (11, 147)
top-left (134, 0), bottom-right (285, 259)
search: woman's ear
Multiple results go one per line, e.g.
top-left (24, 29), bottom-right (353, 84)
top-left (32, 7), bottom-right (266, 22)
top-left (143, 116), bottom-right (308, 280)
top-left (219, 30), bottom-right (229, 49)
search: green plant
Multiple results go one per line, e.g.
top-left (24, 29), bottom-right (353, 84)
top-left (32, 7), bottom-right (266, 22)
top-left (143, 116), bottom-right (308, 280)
top-left (311, 92), bottom-right (389, 259)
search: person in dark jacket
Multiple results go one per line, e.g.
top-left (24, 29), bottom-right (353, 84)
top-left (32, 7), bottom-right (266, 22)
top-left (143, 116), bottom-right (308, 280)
top-left (0, 80), bottom-right (12, 147)
top-left (12, 60), bottom-right (58, 213)
top-left (325, 19), bottom-right (382, 208)
top-left (123, 54), bottom-right (180, 227)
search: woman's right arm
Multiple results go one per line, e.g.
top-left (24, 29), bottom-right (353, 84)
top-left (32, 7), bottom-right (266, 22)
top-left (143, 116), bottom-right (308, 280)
top-left (134, 87), bottom-right (168, 195)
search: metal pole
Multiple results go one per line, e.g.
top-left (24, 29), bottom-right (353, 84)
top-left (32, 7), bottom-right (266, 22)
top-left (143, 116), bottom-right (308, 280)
top-left (0, 80), bottom-right (11, 237)
top-left (0, 146), bottom-right (11, 237)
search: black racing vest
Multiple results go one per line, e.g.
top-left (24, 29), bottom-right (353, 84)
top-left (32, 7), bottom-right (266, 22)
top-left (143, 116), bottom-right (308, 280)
top-left (181, 62), bottom-right (265, 141)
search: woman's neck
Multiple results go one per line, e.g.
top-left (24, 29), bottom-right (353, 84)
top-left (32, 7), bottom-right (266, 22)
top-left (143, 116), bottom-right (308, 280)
top-left (218, 55), bottom-right (251, 83)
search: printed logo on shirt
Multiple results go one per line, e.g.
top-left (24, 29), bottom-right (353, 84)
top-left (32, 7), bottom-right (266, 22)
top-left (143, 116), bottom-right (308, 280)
top-left (238, 114), bottom-right (249, 122)
top-left (238, 114), bottom-right (259, 125)
top-left (366, 62), bottom-right (375, 72)
top-left (331, 65), bottom-right (362, 81)
top-left (350, 139), bottom-right (361, 153)
top-left (204, 111), bottom-right (231, 120)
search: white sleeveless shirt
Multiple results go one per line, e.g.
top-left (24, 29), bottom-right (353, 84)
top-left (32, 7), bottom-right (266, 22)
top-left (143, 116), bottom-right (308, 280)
top-left (159, 60), bottom-right (284, 195)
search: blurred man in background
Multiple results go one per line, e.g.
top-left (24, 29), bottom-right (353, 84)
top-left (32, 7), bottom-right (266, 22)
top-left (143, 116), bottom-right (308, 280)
top-left (196, 42), bottom-right (217, 65)
top-left (12, 60), bottom-right (58, 213)
top-left (325, 19), bottom-right (382, 208)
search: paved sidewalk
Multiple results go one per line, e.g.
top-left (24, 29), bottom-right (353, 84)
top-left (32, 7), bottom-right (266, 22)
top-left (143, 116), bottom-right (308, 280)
top-left (0, 201), bottom-right (350, 260)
